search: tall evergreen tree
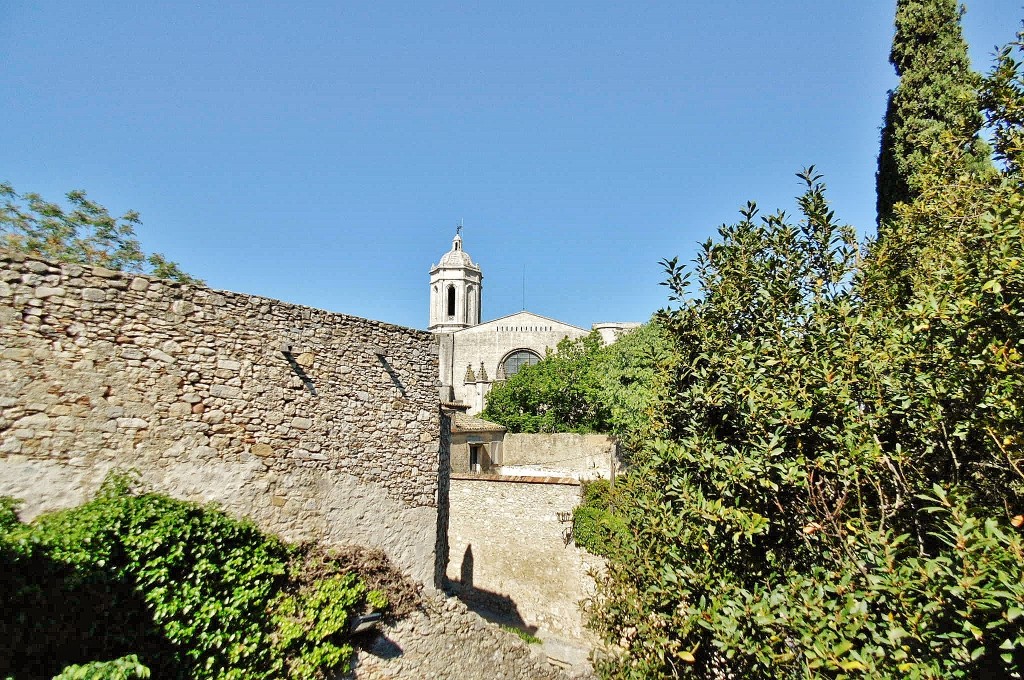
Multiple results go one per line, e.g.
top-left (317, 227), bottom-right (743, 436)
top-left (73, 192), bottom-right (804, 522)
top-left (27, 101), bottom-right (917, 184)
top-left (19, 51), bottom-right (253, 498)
top-left (875, 0), bottom-right (988, 228)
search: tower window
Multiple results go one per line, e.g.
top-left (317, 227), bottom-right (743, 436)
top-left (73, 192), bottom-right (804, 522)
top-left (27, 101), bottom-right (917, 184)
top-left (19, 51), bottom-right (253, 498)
top-left (502, 349), bottom-right (541, 377)
top-left (447, 285), bottom-right (456, 317)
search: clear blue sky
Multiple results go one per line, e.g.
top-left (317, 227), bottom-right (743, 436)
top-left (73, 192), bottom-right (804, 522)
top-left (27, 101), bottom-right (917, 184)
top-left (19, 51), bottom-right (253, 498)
top-left (1, 2), bottom-right (1019, 330)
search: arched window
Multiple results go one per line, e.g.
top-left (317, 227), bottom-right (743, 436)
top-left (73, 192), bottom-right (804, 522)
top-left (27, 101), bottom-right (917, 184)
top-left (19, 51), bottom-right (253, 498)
top-left (447, 285), bottom-right (456, 317)
top-left (502, 349), bottom-right (541, 377)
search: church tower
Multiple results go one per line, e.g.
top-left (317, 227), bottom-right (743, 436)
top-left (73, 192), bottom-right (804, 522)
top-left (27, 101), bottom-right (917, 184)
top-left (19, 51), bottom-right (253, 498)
top-left (429, 230), bottom-right (482, 333)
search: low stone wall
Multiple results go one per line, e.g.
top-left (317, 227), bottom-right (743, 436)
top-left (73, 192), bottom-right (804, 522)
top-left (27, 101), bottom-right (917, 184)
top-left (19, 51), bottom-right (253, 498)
top-left (0, 251), bottom-right (447, 586)
top-left (500, 433), bottom-right (620, 480)
top-left (447, 474), bottom-right (604, 656)
top-left (349, 595), bottom-right (594, 680)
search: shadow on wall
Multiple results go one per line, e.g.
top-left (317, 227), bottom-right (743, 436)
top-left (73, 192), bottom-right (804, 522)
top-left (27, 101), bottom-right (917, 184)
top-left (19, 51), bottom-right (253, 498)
top-left (445, 544), bottom-right (539, 637)
top-left (282, 350), bottom-right (318, 396)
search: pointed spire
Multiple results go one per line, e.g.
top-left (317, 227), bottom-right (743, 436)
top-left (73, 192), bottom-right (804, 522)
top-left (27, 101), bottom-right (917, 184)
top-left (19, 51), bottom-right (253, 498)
top-left (464, 364), bottom-right (476, 384)
top-left (495, 362), bottom-right (507, 382)
top-left (478, 362), bottom-right (488, 382)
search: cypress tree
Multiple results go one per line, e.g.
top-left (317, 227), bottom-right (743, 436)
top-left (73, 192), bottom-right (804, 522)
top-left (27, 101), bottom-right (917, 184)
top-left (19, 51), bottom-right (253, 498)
top-left (875, 0), bottom-right (988, 228)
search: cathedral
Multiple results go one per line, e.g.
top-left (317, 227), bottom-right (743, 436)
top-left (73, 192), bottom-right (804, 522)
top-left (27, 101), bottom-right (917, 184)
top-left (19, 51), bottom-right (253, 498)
top-left (430, 230), bottom-right (638, 413)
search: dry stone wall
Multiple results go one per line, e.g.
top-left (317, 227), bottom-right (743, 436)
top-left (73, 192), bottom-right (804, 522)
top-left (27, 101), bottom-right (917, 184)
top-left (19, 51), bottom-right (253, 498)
top-left (0, 251), bottom-right (446, 586)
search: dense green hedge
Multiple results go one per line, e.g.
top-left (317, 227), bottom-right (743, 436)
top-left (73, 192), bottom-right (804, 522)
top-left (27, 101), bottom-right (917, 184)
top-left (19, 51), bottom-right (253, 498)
top-left (0, 473), bottom-right (387, 680)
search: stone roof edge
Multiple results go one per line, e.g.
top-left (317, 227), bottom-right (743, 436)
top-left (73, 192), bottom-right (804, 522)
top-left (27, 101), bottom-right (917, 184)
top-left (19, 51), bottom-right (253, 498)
top-left (467, 309), bottom-right (588, 333)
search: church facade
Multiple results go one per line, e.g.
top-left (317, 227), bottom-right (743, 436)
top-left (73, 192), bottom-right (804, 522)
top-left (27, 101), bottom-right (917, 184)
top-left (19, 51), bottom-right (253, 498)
top-left (430, 231), bottom-right (638, 413)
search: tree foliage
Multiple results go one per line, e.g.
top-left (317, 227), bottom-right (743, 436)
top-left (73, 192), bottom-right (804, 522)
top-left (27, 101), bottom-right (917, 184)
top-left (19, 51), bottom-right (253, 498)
top-left (588, 30), bottom-right (1024, 677)
top-left (0, 183), bottom-right (201, 284)
top-left (482, 331), bottom-right (610, 434)
top-left (875, 0), bottom-right (990, 227)
top-left (482, 324), bottom-right (674, 449)
top-left (0, 473), bottom-right (387, 680)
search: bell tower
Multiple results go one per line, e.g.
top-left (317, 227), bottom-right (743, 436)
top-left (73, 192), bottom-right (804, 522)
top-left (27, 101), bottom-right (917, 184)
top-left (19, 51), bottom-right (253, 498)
top-left (429, 228), bottom-right (482, 333)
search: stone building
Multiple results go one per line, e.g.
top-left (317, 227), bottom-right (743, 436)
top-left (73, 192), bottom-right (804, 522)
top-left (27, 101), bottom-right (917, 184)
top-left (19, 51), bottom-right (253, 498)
top-left (430, 231), bottom-right (639, 414)
top-left (447, 406), bottom-right (507, 474)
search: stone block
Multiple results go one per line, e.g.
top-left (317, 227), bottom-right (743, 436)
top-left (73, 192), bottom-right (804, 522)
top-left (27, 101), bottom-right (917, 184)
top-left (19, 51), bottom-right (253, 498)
top-left (209, 385), bottom-right (242, 399)
top-left (2, 348), bottom-right (33, 361)
top-left (291, 417), bottom-right (313, 430)
top-left (251, 443), bottom-right (274, 457)
top-left (81, 288), bottom-right (106, 302)
top-left (34, 286), bottom-right (64, 298)
top-left (14, 413), bottom-right (50, 429)
top-left (202, 409), bottom-right (226, 425)
top-left (148, 349), bottom-right (175, 363)
top-left (168, 402), bottom-right (192, 417)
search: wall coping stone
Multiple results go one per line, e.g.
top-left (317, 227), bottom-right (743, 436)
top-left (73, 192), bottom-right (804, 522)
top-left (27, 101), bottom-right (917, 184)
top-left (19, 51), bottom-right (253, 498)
top-left (450, 472), bottom-right (580, 486)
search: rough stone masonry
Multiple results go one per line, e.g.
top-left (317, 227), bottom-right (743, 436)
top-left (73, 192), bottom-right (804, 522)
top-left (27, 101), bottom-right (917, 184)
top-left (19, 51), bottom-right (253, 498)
top-left (0, 250), bottom-right (449, 586)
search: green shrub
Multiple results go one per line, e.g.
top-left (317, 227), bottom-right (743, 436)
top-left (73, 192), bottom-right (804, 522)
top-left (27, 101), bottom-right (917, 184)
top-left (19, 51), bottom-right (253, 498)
top-left (0, 496), bottom-right (21, 534)
top-left (0, 474), bottom-right (387, 680)
top-left (53, 655), bottom-right (151, 680)
top-left (573, 479), bottom-right (627, 557)
top-left (588, 34), bottom-right (1024, 673)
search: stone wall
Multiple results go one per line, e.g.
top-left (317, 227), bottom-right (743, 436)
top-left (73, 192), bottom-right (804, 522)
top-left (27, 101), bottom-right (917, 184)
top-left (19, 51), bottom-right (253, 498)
top-left (447, 474), bottom-right (604, 660)
top-left (0, 251), bottom-right (447, 586)
top-left (500, 433), bottom-right (620, 481)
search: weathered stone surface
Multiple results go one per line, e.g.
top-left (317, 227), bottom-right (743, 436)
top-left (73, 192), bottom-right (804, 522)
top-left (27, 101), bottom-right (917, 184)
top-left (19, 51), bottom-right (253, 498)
top-left (34, 286), bottom-right (64, 298)
top-left (148, 349), bottom-right (175, 363)
top-left (349, 594), bottom-right (593, 680)
top-left (291, 417), bottom-right (313, 430)
top-left (81, 288), bottom-right (106, 301)
top-left (208, 384), bottom-right (241, 399)
top-left (448, 476), bottom-right (603, 652)
top-left (0, 251), bottom-right (446, 587)
top-left (251, 443), bottom-right (274, 457)
top-left (167, 402), bottom-right (192, 417)
top-left (91, 266), bottom-right (118, 278)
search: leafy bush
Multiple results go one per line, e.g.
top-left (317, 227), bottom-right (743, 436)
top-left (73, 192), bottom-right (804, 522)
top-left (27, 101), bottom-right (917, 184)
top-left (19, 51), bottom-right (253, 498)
top-left (53, 655), bottom-right (151, 680)
top-left (0, 496), bottom-right (21, 533)
top-left (587, 31), bottom-right (1024, 676)
top-left (0, 473), bottom-right (388, 680)
top-left (573, 479), bottom-right (627, 557)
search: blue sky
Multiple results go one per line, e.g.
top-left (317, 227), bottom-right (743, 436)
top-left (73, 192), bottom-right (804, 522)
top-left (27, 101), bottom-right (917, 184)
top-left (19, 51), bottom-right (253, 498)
top-left (1, 2), bottom-right (1019, 330)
